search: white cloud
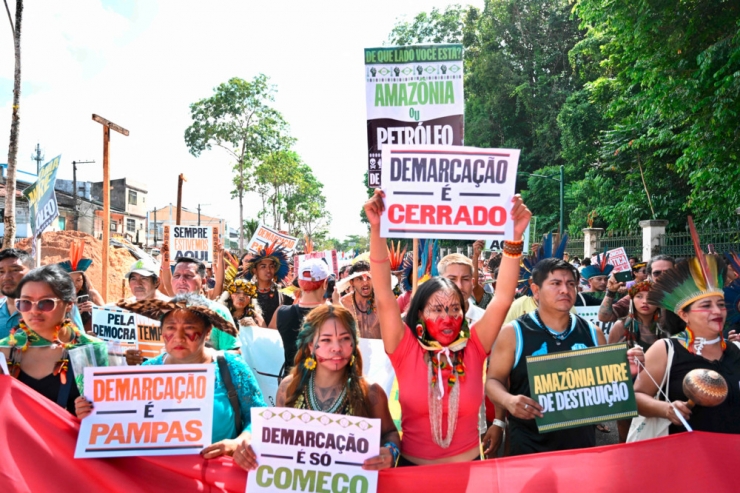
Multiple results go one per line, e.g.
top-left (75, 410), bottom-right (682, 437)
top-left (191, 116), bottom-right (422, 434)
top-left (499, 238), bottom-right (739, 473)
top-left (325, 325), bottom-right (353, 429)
top-left (0, 0), bottom-right (482, 240)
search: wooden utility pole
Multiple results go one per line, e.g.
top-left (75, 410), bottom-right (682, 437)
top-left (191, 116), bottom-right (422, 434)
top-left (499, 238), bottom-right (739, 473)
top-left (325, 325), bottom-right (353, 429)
top-left (92, 114), bottom-right (129, 302)
top-left (176, 174), bottom-right (186, 224)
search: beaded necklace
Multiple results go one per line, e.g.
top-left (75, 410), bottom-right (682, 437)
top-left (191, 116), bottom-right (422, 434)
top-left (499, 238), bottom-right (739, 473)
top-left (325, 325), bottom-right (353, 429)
top-left (7, 319), bottom-right (81, 384)
top-left (534, 310), bottom-right (573, 345)
top-left (306, 372), bottom-right (349, 414)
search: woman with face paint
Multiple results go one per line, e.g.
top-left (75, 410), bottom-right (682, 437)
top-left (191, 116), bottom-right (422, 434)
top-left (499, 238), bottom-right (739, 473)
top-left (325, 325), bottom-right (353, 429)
top-left (273, 304), bottom-right (401, 469)
top-left (74, 293), bottom-right (267, 467)
top-left (635, 253), bottom-right (740, 435)
top-left (365, 190), bottom-right (531, 465)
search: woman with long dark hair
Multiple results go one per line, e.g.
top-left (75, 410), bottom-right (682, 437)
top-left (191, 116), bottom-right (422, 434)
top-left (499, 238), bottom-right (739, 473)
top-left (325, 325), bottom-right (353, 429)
top-left (364, 189), bottom-right (531, 465)
top-left (273, 303), bottom-right (400, 470)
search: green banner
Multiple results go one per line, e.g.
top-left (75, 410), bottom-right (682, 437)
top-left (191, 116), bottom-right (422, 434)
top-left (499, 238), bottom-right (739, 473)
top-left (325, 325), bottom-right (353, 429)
top-left (23, 155), bottom-right (61, 236)
top-left (364, 44), bottom-right (463, 65)
top-left (526, 343), bottom-right (638, 433)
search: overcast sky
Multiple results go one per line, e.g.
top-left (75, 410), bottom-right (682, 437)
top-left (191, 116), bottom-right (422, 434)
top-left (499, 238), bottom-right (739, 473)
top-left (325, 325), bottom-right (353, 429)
top-left (0, 0), bottom-right (482, 239)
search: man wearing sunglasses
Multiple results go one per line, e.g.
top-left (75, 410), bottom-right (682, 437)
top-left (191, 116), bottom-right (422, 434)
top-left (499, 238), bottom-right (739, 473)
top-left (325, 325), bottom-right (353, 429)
top-left (0, 249), bottom-right (33, 339)
top-left (598, 254), bottom-right (675, 323)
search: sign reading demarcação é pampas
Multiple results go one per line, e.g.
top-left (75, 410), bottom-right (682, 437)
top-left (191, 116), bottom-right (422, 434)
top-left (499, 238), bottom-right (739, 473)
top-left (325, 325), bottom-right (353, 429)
top-left (248, 407), bottom-right (380, 493)
top-left (526, 343), bottom-right (638, 433)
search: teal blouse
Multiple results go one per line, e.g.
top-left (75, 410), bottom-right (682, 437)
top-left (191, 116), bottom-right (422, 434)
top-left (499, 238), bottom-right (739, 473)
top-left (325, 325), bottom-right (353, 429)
top-left (143, 351), bottom-right (266, 442)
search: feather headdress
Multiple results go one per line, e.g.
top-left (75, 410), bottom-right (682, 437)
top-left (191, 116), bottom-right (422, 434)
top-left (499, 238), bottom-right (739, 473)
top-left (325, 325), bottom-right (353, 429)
top-left (243, 241), bottom-right (290, 283)
top-left (581, 247), bottom-right (614, 280)
top-left (58, 240), bottom-right (93, 273)
top-left (398, 239), bottom-right (438, 293)
top-left (388, 240), bottom-right (407, 272)
top-left (648, 217), bottom-right (724, 313)
top-left (518, 232), bottom-right (569, 296)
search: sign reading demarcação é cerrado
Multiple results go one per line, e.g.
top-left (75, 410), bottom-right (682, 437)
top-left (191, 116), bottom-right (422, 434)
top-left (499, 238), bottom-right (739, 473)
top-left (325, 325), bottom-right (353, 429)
top-left (379, 144), bottom-right (519, 240)
top-left (365, 44), bottom-right (464, 188)
top-left (248, 407), bottom-right (380, 493)
top-left (526, 343), bottom-right (638, 433)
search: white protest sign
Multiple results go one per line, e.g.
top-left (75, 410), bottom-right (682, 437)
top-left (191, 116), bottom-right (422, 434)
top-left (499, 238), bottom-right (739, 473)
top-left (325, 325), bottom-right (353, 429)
top-left (168, 225), bottom-right (216, 265)
top-left (248, 407), bottom-right (380, 493)
top-left (364, 44), bottom-right (465, 188)
top-left (0, 351), bottom-right (8, 375)
top-left (247, 224), bottom-right (298, 254)
top-left (239, 327), bottom-right (396, 407)
top-left (75, 365), bottom-right (214, 458)
top-left (486, 224), bottom-right (530, 252)
top-left (92, 306), bottom-right (163, 359)
top-left (592, 247), bottom-right (631, 273)
top-left (295, 250), bottom-right (339, 277)
top-left (380, 144), bottom-right (519, 240)
top-left (91, 306), bottom-right (138, 348)
top-left (575, 305), bottom-right (615, 339)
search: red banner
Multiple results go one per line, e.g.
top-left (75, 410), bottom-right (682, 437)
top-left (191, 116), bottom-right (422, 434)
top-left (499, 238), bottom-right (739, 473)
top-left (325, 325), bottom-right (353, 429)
top-left (1, 377), bottom-right (738, 492)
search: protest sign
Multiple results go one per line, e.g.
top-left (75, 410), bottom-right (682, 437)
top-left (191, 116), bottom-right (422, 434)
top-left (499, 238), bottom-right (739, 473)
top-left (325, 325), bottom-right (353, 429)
top-left (239, 327), bottom-right (395, 408)
top-left (486, 224), bottom-right (530, 252)
top-left (593, 247), bottom-right (631, 282)
top-left (379, 144), bottom-right (519, 240)
top-left (75, 365), bottom-right (214, 458)
top-left (248, 407), bottom-right (380, 493)
top-left (294, 250), bottom-right (339, 277)
top-left (574, 305), bottom-right (614, 339)
top-left (365, 44), bottom-right (464, 188)
top-left (92, 306), bottom-right (163, 359)
top-left (165, 225), bottom-right (216, 265)
top-left (91, 306), bottom-right (138, 348)
top-left (526, 343), bottom-right (638, 433)
top-left (246, 224), bottom-right (298, 254)
top-left (23, 155), bottom-right (61, 237)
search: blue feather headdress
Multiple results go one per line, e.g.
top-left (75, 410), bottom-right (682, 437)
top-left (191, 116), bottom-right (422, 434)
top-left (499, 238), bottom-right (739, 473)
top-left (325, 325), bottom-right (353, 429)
top-left (244, 241), bottom-right (290, 283)
top-left (519, 232), bottom-right (569, 296)
top-left (581, 247), bottom-right (614, 280)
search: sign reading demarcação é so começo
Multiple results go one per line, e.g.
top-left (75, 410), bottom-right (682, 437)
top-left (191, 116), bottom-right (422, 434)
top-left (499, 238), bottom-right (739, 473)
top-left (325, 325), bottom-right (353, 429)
top-left (365, 44), bottom-right (464, 188)
top-left (526, 343), bottom-right (638, 433)
top-left (248, 407), bottom-right (381, 493)
top-left (380, 144), bottom-right (519, 240)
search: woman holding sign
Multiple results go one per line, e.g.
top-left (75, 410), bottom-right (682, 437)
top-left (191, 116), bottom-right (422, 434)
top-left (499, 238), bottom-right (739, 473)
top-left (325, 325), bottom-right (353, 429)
top-left (0, 265), bottom-right (103, 413)
top-left (273, 304), bottom-right (401, 470)
top-left (76, 293), bottom-right (267, 463)
top-left (364, 189), bottom-right (531, 465)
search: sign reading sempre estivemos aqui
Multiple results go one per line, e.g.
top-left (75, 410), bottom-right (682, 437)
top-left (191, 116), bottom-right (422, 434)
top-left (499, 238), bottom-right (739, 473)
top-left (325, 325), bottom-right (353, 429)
top-left (526, 343), bottom-right (638, 433)
top-left (365, 44), bottom-right (464, 187)
top-left (379, 144), bottom-right (519, 241)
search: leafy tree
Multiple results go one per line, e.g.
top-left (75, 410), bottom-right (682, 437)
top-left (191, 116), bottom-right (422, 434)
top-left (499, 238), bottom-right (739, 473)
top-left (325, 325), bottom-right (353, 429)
top-left (184, 75), bottom-right (291, 252)
top-left (254, 150), bottom-right (302, 230)
top-left (3, 0), bottom-right (23, 248)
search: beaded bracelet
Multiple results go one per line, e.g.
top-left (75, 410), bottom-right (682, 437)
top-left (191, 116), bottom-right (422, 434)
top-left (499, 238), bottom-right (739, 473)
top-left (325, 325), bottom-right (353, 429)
top-left (384, 442), bottom-right (400, 466)
top-left (503, 240), bottom-right (524, 258)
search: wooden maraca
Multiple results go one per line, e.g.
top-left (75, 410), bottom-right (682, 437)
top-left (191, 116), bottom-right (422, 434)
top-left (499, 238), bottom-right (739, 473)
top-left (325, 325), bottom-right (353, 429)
top-left (682, 369), bottom-right (728, 408)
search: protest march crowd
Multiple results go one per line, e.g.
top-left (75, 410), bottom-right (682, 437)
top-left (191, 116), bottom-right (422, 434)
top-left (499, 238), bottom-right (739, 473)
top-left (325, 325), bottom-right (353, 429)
top-left (2, 184), bottom-right (740, 492)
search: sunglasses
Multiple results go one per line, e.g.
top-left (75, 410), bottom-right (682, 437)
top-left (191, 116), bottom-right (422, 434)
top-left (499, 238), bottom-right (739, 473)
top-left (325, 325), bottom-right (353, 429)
top-left (651, 270), bottom-right (664, 278)
top-left (16, 298), bottom-right (63, 313)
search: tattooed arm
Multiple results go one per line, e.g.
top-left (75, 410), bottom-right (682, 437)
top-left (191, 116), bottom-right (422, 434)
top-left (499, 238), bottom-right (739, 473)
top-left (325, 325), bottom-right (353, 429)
top-left (276, 375), bottom-right (292, 407)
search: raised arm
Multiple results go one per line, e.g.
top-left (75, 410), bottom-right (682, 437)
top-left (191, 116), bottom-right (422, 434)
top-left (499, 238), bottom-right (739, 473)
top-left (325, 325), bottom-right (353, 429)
top-left (364, 189), bottom-right (405, 354)
top-left (475, 195), bottom-right (531, 351)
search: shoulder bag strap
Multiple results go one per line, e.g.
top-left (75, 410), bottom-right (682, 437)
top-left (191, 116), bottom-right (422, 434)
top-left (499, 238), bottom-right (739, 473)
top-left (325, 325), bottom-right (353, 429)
top-left (655, 339), bottom-right (674, 401)
top-left (217, 353), bottom-right (242, 434)
top-left (57, 356), bottom-right (74, 408)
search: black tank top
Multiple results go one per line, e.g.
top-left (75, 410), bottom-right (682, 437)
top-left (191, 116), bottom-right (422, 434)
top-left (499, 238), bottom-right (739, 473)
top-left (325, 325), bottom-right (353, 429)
top-left (277, 304), bottom-right (313, 375)
top-left (508, 311), bottom-right (600, 455)
top-left (665, 339), bottom-right (740, 435)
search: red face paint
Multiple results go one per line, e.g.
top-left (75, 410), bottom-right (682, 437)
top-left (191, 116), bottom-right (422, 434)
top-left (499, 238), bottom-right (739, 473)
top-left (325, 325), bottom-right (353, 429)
top-left (163, 334), bottom-right (174, 343)
top-left (424, 315), bottom-right (463, 346)
top-left (185, 332), bottom-right (203, 342)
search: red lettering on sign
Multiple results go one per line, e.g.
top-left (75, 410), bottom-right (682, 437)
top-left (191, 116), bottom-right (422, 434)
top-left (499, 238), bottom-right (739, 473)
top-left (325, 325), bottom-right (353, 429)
top-left (388, 204), bottom-right (404, 224)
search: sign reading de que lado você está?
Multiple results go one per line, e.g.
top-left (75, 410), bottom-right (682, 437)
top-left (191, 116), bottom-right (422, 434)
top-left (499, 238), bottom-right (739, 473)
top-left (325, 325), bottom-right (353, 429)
top-left (379, 144), bottom-right (519, 240)
top-left (75, 365), bottom-right (215, 458)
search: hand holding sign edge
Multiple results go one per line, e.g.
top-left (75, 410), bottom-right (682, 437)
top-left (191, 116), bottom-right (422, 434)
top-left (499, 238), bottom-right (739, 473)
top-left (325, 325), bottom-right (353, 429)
top-left (510, 194), bottom-right (532, 241)
top-left (364, 189), bottom-right (385, 228)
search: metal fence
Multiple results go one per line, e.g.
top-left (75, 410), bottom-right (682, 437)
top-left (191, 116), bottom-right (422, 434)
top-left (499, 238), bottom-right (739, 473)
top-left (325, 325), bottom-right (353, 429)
top-left (564, 234), bottom-right (584, 259)
top-left (657, 220), bottom-right (740, 258)
top-left (599, 230), bottom-right (643, 258)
